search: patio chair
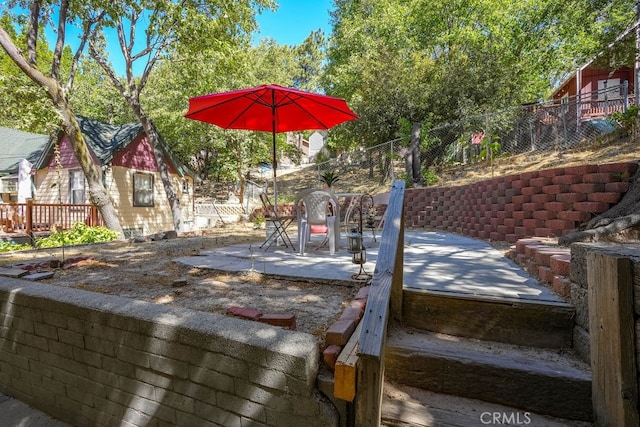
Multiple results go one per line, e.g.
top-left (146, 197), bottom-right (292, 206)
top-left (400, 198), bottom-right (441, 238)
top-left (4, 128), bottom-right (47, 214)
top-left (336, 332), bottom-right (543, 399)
top-left (259, 193), bottom-right (295, 251)
top-left (296, 189), bottom-right (340, 255)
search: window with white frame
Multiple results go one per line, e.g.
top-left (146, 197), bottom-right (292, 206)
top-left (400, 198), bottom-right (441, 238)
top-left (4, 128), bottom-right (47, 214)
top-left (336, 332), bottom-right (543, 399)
top-left (69, 169), bottom-right (86, 204)
top-left (0, 177), bottom-right (18, 193)
top-left (133, 172), bottom-right (154, 207)
top-left (597, 78), bottom-right (621, 100)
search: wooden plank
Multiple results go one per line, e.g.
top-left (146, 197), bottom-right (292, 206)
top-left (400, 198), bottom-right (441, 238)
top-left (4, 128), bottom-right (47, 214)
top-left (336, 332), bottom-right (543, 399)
top-left (355, 180), bottom-right (405, 427)
top-left (334, 321), bottom-right (362, 402)
top-left (588, 252), bottom-right (639, 427)
top-left (402, 289), bottom-right (575, 348)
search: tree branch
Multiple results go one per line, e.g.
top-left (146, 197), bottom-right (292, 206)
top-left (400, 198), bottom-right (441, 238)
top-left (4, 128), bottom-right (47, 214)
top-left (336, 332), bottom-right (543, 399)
top-left (27, 0), bottom-right (41, 65)
top-left (0, 25), bottom-right (57, 99)
top-left (89, 40), bottom-right (130, 101)
top-left (66, 11), bottom-right (106, 93)
top-left (558, 213), bottom-right (640, 245)
top-left (51, 0), bottom-right (69, 81)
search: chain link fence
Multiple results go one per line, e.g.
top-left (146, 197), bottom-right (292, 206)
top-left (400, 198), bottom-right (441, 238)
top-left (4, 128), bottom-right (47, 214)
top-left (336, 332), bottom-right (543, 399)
top-left (421, 83), bottom-right (632, 172)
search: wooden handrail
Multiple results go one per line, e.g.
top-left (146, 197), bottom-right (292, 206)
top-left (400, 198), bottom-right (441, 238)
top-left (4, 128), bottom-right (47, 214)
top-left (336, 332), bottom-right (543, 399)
top-left (336, 180), bottom-right (405, 427)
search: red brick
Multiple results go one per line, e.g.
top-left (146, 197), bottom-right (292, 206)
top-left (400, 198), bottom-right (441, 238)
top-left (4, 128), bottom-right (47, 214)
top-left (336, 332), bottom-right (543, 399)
top-left (226, 306), bottom-right (262, 321)
top-left (539, 168), bottom-right (561, 178)
top-left (490, 232), bottom-right (505, 241)
top-left (355, 286), bottom-right (370, 300)
top-left (511, 180), bottom-right (527, 189)
top-left (547, 219), bottom-right (576, 231)
top-left (323, 345), bottom-right (342, 371)
top-left (537, 227), bottom-right (559, 237)
top-left (326, 319), bottom-right (358, 346)
top-left (605, 181), bottom-right (630, 193)
top-left (532, 210), bottom-right (556, 220)
top-left (570, 183), bottom-right (605, 193)
top-left (587, 192), bottom-right (622, 204)
top-left (340, 301), bottom-right (365, 321)
top-left (542, 184), bottom-right (569, 195)
top-left (573, 201), bottom-right (609, 213)
top-left (564, 164), bottom-right (598, 175)
top-left (504, 218), bottom-right (520, 227)
top-left (522, 202), bottom-right (544, 212)
top-left (531, 193), bottom-right (555, 204)
top-left (543, 201), bottom-right (569, 212)
top-left (552, 275), bottom-right (571, 299)
top-left (557, 210), bottom-right (592, 222)
top-left (515, 238), bottom-right (545, 254)
top-left (521, 171), bottom-right (539, 180)
top-left (598, 162), bottom-right (638, 175)
top-left (538, 266), bottom-right (554, 283)
top-left (514, 226), bottom-right (535, 237)
top-left (497, 225), bottom-right (514, 234)
top-left (505, 203), bottom-right (523, 212)
top-left (552, 174), bottom-right (583, 185)
top-left (550, 253), bottom-right (571, 277)
top-left (524, 243), bottom-right (548, 257)
top-left (556, 192), bottom-right (586, 203)
top-left (258, 313), bottom-right (297, 330)
top-left (583, 172), bottom-right (615, 183)
top-left (530, 176), bottom-right (553, 187)
top-left (534, 248), bottom-right (560, 267)
top-left (505, 234), bottom-right (519, 243)
top-left (523, 218), bottom-right (545, 228)
top-left (521, 186), bottom-right (541, 196)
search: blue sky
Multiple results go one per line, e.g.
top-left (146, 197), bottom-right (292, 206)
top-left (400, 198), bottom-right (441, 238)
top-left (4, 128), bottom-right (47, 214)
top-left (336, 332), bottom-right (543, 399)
top-left (254, 0), bottom-right (333, 45)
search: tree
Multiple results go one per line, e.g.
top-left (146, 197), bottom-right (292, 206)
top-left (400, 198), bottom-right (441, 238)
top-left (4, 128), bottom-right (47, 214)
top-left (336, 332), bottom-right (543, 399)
top-left (86, 0), bottom-right (272, 231)
top-left (0, 1), bottom-right (125, 237)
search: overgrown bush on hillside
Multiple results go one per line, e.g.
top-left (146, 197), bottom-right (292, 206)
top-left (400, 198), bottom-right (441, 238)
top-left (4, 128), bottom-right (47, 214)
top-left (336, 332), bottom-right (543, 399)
top-left (34, 223), bottom-right (119, 248)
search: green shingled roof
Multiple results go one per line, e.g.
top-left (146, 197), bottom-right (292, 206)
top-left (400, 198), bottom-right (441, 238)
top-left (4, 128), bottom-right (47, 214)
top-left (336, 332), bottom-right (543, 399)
top-left (0, 127), bottom-right (50, 175)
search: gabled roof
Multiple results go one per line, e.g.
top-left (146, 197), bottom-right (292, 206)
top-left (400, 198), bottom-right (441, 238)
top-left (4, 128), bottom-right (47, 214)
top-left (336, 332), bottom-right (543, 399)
top-left (551, 19), bottom-right (640, 98)
top-left (0, 127), bottom-right (50, 175)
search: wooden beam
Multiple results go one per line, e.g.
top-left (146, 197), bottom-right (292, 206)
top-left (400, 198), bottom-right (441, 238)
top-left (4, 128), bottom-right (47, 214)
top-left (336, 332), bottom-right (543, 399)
top-left (334, 321), bottom-right (362, 402)
top-left (588, 251), bottom-right (639, 426)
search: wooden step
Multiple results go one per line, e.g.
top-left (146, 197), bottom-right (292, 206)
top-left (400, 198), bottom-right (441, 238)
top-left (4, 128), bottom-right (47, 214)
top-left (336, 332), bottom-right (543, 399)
top-left (385, 326), bottom-right (592, 421)
top-left (402, 288), bottom-right (575, 348)
top-left (382, 381), bottom-right (593, 427)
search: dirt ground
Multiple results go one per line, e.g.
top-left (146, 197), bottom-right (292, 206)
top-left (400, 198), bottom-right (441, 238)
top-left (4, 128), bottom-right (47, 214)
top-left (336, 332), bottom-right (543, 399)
top-left (0, 222), bottom-right (362, 348)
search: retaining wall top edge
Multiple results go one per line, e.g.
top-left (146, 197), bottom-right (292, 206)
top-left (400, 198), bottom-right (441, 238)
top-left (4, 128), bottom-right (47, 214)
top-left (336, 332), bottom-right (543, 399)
top-left (0, 277), bottom-right (318, 361)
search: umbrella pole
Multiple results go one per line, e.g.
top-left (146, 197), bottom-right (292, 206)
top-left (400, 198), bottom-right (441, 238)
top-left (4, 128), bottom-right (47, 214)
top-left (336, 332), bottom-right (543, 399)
top-left (272, 97), bottom-right (278, 213)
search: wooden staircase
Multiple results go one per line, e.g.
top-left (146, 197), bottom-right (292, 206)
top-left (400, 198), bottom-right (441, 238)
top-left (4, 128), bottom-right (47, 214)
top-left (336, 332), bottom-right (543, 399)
top-left (381, 288), bottom-right (593, 426)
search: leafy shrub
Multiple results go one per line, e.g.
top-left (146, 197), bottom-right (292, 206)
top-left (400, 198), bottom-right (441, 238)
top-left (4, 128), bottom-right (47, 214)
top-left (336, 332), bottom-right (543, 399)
top-left (34, 223), bottom-right (119, 248)
top-left (0, 241), bottom-right (31, 253)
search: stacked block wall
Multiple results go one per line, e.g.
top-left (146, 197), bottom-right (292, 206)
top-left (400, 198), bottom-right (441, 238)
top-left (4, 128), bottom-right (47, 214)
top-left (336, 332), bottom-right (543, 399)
top-left (403, 162), bottom-right (638, 242)
top-left (0, 278), bottom-right (337, 427)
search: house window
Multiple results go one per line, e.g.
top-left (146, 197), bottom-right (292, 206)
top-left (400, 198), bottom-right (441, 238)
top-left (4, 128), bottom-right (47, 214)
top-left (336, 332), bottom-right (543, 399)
top-left (1, 177), bottom-right (17, 193)
top-left (597, 78), bottom-right (621, 100)
top-left (182, 179), bottom-right (189, 193)
top-left (69, 169), bottom-right (86, 204)
top-left (133, 172), bottom-right (154, 207)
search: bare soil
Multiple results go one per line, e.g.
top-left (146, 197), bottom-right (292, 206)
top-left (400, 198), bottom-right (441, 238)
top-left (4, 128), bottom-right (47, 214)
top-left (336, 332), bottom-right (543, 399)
top-left (0, 223), bottom-right (360, 348)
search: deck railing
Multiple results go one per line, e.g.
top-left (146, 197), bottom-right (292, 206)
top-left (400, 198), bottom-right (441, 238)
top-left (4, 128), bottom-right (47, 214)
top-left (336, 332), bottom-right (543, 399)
top-left (333, 180), bottom-right (406, 427)
top-left (0, 201), bottom-right (102, 235)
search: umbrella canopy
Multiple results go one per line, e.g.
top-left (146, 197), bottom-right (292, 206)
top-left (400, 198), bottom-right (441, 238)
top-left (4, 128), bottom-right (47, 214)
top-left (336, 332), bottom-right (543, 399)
top-left (184, 84), bottom-right (358, 208)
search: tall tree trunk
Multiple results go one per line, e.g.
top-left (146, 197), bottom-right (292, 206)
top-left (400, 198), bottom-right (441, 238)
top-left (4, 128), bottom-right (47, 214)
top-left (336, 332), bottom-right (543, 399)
top-left (0, 25), bottom-right (124, 238)
top-left (139, 115), bottom-right (182, 231)
top-left (61, 111), bottom-right (124, 237)
top-left (410, 122), bottom-right (423, 185)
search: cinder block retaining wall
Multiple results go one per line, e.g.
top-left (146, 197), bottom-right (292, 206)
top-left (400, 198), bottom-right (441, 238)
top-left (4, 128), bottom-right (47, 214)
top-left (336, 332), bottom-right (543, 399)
top-left (0, 278), bottom-right (337, 427)
top-left (404, 162), bottom-right (638, 242)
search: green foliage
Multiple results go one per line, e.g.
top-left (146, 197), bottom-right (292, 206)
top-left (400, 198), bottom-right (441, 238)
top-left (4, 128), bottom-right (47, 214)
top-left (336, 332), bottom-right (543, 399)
top-left (478, 136), bottom-right (502, 161)
top-left (610, 106), bottom-right (640, 135)
top-left (0, 241), bottom-right (31, 253)
top-left (422, 168), bottom-right (440, 186)
top-left (34, 223), bottom-right (119, 249)
top-left (320, 171), bottom-right (340, 187)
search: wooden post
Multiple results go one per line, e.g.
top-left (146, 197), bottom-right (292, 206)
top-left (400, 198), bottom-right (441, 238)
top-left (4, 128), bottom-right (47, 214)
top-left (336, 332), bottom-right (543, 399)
top-left (588, 251), bottom-right (639, 426)
top-left (25, 200), bottom-right (33, 239)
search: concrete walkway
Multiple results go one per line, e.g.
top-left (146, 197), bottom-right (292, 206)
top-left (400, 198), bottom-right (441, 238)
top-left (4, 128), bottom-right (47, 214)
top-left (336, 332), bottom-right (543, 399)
top-left (176, 230), bottom-right (563, 303)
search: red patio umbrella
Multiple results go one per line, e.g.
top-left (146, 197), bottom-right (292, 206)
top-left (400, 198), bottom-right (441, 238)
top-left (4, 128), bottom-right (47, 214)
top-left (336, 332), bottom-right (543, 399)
top-left (184, 84), bottom-right (358, 210)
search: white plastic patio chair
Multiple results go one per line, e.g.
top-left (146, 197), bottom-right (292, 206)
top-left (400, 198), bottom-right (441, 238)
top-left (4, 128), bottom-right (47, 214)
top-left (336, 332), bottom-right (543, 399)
top-left (296, 189), bottom-right (340, 255)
